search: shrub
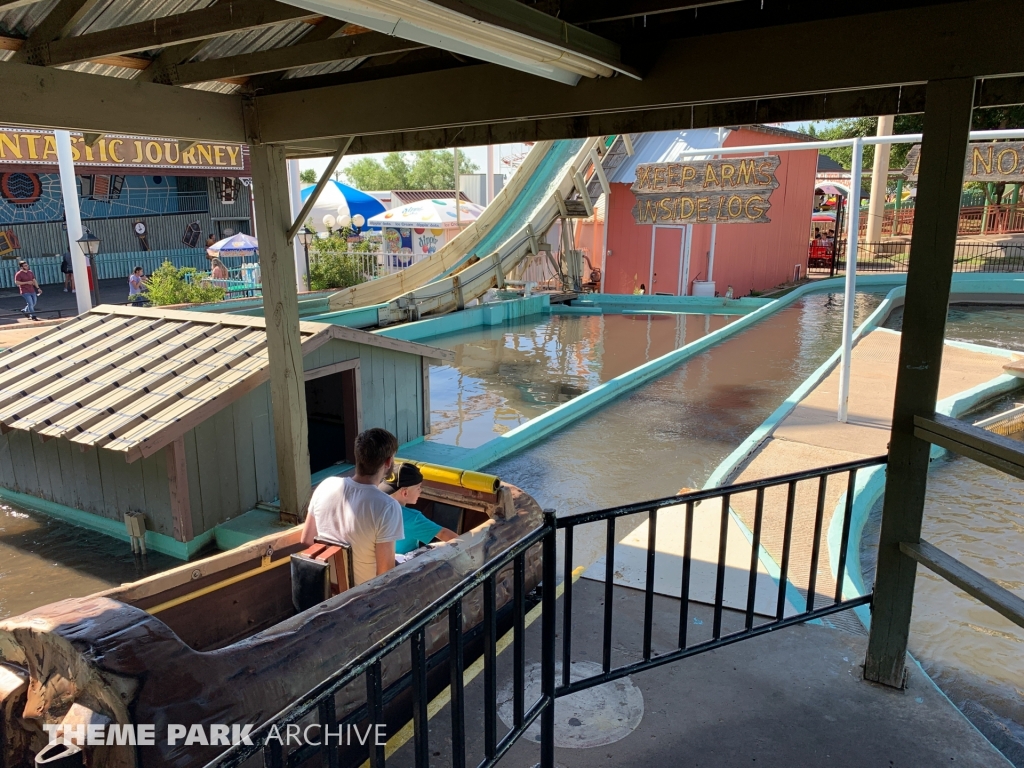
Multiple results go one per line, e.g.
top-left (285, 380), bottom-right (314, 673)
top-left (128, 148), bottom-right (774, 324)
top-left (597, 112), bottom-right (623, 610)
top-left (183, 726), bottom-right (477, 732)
top-left (144, 260), bottom-right (227, 306)
top-left (307, 234), bottom-right (375, 291)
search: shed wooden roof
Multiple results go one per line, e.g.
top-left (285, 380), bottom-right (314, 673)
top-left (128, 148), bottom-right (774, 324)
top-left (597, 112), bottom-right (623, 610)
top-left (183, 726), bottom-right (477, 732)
top-left (0, 305), bottom-right (452, 463)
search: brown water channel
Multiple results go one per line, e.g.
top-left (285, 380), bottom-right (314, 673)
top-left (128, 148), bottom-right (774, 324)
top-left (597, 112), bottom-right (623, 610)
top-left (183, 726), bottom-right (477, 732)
top-left (426, 313), bottom-right (737, 449)
top-left (1, 289), bottom-right (886, 620)
top-left (861, 306), bottom-right (1024, 766)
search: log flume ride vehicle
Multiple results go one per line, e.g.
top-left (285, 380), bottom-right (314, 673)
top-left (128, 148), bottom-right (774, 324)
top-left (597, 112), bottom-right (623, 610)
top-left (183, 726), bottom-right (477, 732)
top-left (0, 463), bottom-right (544, 768)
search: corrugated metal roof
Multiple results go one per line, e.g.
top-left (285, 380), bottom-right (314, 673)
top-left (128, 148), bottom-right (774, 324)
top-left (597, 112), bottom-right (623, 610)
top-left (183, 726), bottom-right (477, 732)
top-left (608, 129), bottom-right (729, 184)
top-left (0, 0), bottom-right (414, 93)
top-left (392, 190), bottom-right (472, 205)
top-left (0, 305), bottom-right (452, 462)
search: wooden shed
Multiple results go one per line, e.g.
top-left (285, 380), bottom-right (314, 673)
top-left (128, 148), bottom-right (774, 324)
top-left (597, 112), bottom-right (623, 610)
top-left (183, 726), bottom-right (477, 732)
top-left (0, 305), bottom-right (453, 559)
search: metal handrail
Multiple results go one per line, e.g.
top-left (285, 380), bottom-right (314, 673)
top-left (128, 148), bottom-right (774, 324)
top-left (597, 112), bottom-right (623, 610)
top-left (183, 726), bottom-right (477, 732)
top-left (205, 456), bottom-right (887, 768)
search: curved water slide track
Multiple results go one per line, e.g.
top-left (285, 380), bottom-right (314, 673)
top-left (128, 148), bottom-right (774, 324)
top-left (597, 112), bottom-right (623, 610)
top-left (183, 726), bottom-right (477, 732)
top-left (324, 137), bottom-right (600, 319)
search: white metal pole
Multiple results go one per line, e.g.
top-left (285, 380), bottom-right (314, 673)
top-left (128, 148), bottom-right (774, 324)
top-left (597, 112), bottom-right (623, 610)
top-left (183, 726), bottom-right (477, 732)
top-left (706, 128), bottom-right (724, 285)
top-left (681, 225), bottom-right (693, 295)
top-left (454, 147), bottom-right (461, 228)
top-left (599, 185), bottom-right (610, 293)
top-left (54, 130), bottom-right (91, 314)
top-left (838, 136), bottom-right (864, 423)
top-left (287, 160), bottom-right (306, 291)
top-left (707, 223), bottom-right (717, 283)
top-left (486, 144), bottom-right (495, 205)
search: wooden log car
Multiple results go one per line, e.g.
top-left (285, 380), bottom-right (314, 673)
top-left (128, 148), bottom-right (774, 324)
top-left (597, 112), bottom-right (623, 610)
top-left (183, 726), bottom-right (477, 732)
top-left (0, 468), bottom-right (544, 768)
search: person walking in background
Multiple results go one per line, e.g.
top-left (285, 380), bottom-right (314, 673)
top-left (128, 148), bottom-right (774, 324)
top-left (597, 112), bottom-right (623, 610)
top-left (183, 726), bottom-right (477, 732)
top-left (206, 233), bottom-right (216, 248)
top-left (210, 257), bottom-right (229, 281)
top-left (128, 266), bottom-right (146, 306)
top-left (15, 261), bottom-right (41, 320)
top-left (60, 251), bottom-right (75, 293)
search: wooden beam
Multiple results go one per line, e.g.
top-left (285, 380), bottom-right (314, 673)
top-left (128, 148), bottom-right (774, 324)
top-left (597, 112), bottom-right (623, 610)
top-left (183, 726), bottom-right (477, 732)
top-left (303, 358), bottom-right (359, 382)
top-left (1, 35), bottom-right (151, 68)
top-left (245, 17), bottom-right (349, 92)
top-left (900, 540), bottom-right (1024, 630)
top-left (0, 0), bottom-right (47, 9)
top-left (20, 0), bottom-right (319, 68)
top-left (287, 136), bottom-right (353, 242)
top-left (422, 0), bottom-right (629, 75)
top-left (165, 437), bottom-right (194, 543)
top-left (249, 144), bottom-right (311, 525)
top-left (564, 0), bottom-right (740, 24)
top-left (280, 84), bottom-right (927, 156)
top-left (252, 0), bottom-right (1024, 144)
top-left (325, 325), bottom-right (454, 363)
top-left (0, 59), bottom-right (246, 142)
top-left (913, 414), bottom-right (1024, 481)
top-left (11, 0), bottom-right (103, 63)
top-left (863, 77), bottom-right (976, 690)
top-left (167, 33), bottom-right (426, 86)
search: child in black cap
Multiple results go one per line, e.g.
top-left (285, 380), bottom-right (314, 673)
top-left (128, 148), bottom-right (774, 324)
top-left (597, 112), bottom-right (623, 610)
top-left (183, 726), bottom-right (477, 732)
top-left (379, 463), bottom-right (458, 555)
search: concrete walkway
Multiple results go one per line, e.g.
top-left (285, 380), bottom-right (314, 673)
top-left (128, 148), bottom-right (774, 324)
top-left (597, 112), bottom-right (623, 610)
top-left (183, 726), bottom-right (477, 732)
top-left (727, 328), bottom-right (1021, 607)
top-left (424, 582), bottom-right (1011, 768)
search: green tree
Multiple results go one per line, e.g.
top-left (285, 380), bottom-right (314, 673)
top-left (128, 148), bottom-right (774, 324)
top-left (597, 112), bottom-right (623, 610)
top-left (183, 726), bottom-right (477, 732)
top-left (342, 150), bottom-right (477, 190)
top-left (299, 168), bottom-right (318, 184)
top-left (144, 261), bottom-right (226, 306)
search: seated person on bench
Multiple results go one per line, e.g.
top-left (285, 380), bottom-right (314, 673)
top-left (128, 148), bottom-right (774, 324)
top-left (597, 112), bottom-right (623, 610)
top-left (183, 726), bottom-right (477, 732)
top-left (379, 463), bottom-right (457, 556)
top-left (301, 428), bottom-right (404, 585)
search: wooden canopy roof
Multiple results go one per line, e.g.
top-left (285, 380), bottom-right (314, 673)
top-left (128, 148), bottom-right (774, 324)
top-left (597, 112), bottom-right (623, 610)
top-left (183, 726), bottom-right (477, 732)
top-left (0, 304), bottom-right (452, 463)
top-left (1, 1), bottom-right (1022, 156)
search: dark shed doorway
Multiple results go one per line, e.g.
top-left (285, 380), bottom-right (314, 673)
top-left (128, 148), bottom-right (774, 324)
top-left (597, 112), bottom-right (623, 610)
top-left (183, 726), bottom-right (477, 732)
top-left (305, 361), bottom-right (361, 475)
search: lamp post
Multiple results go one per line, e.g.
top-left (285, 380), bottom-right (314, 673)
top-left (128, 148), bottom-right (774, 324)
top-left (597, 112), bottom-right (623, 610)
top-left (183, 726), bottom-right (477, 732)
top-left (297, 225), bottom-right (315, 291)
top-left (77, 230), bottom-right (101, 307)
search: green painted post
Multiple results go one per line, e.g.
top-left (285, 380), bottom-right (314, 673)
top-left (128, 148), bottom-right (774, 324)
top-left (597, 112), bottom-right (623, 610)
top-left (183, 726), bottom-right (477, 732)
top-left (864, 77), bottom-right (975, 689)
top-left (894, 178), bottom-right (904, 211)
top-left (1012, 183), bottom-right (1020, 206)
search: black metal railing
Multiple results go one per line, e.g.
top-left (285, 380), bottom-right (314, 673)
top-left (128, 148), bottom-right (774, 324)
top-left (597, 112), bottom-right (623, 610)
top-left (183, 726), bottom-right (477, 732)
top-left (809, 241), bottom-right (1024, 275)
top-left (204, 456), bottom-right (887, 768)
top-left (205, 516), bottom-right (557, 768)
top-left (553, 455), bottom-right (885, 696)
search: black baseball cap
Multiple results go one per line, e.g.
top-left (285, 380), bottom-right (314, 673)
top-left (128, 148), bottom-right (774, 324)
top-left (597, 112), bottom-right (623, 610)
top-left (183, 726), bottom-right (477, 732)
top-left (378, 463), bottom-right (424, 494)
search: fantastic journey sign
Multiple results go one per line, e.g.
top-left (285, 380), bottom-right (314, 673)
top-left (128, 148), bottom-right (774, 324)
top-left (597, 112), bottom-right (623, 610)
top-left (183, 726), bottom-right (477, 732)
top-left (630, 156), bottom-right (781, 225)
top-left (902, 141), bottom-right (1024, 183)
top-left (0, 127), bottom-right (248, 175)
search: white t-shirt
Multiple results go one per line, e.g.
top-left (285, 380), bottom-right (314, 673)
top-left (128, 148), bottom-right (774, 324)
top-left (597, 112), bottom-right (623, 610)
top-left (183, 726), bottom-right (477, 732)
top-left (308, 477), bottom-right (404, 585)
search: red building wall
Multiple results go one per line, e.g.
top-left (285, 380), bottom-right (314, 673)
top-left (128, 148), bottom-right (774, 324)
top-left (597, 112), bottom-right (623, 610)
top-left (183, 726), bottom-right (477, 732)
top-left (603, 128), bottom-right (818, 296)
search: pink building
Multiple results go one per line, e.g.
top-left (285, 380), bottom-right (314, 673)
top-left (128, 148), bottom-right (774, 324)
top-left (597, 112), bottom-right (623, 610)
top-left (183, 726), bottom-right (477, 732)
top-left (595, 126), bottom-right (818, 297)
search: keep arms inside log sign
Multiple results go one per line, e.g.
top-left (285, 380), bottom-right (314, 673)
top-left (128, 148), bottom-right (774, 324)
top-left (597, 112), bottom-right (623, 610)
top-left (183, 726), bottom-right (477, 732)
top-left (630, 156), bottom-right (781, 225)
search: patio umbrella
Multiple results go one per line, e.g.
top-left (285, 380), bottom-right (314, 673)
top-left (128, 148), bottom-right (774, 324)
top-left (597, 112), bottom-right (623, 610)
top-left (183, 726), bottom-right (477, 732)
top-left (811, 211), bottom-right (837, 222)
top-left (300, 180), bottom-right (386, 232)
top-left (368, 198), bottom-right (486, 229)
top-left (207, 232), bottom-right (258, 258)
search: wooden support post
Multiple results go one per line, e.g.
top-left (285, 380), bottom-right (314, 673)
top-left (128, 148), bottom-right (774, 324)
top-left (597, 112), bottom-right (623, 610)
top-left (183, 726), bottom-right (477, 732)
top-left (864, 77), bottom-right (975, 689)
top-left (165, 437), bottom-right (193, 543)
top-left (249, 144), bottom-right (311, 524)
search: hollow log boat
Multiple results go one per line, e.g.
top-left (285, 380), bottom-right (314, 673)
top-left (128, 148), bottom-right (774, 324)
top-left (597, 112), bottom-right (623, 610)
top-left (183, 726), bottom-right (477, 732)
top-left (0, 466), bottom-right (544, 768)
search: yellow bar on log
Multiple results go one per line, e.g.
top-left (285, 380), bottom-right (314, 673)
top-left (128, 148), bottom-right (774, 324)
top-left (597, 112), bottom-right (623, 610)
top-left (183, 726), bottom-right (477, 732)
top-left (462, 470), bottom-right (501, 494)
top-left (398, 460), bottom-right (500, 494)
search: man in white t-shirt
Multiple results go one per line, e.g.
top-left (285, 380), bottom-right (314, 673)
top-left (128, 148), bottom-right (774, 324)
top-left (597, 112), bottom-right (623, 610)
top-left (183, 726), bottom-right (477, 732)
top-left (301, 428), bottom-right (404, 585)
